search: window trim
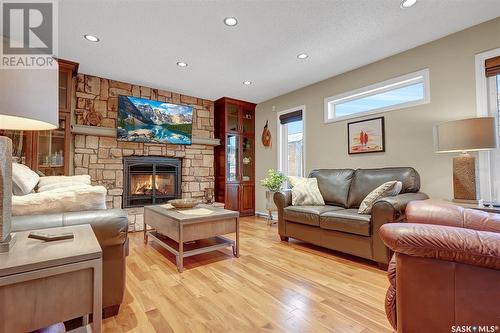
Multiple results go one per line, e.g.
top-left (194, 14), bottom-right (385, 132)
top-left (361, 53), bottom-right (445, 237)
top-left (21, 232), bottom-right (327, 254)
top-left (276, 105), bottom-right (306, 177)
top-left (324, 69), bottom-right (430, 123)
top-left (475, 48), bottom-right (500, 201)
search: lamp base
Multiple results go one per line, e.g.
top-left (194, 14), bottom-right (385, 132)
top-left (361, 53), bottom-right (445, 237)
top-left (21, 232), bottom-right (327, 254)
top-left (0, 233), bottom-right (15, 253)
top-left (0, 136), bottom-right (13, 252)
top-left (453, 152), bottom-right (479, 202)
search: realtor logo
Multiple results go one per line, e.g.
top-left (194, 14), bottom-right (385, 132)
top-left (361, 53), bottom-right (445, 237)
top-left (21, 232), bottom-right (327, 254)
top-left (1, 0), bottom-right (58, 68)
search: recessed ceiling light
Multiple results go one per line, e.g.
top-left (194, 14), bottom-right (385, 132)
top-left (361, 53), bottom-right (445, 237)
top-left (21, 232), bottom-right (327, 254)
top-left (400, 0), bottom-right (417, 8)
top-left (224, 17), bottom-right (238, 26)
top-left (176, 61), bottom-right (188, 67)
top-left (297, 53), bottom-right (309, 59)
top-left (243, 80), bottom-right (252, 85)
top-left (83, 34), bottom-right (100, 42)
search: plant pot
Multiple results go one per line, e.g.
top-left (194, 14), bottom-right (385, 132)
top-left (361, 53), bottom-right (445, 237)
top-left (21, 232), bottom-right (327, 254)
top-left (265, 190), bottom-right (278, 212)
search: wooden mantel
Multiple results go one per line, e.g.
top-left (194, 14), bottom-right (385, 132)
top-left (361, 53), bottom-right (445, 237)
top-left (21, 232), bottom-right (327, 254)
top-left (71, 124), bottom-right (221, 146)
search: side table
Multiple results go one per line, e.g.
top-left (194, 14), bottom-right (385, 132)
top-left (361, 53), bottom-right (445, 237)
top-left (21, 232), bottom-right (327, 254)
top-left (444, 200), bottom-right (500, 214)
top-left (0, 224), bottom-right (102, 333)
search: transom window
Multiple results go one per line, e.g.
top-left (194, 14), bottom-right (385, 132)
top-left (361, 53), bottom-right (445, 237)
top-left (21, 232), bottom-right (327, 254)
top-left (324, 69), bottom-right (430, 123)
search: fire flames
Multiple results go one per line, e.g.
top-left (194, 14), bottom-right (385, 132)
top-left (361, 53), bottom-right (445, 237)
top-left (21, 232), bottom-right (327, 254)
top-left (131, 175), bottom-right (173, 196)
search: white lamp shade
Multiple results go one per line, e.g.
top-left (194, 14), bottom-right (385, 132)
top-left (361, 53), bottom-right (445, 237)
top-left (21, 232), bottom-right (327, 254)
top-left (0, 66), bottom-right (59, 130)
top-left (434, 117), bottom-right (497, 153)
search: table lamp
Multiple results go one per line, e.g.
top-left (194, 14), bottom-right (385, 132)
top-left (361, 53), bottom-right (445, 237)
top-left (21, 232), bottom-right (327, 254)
top-left (0, 66), bottom-right (58, 252)
top-left (434, 117), bottom-right (497, 203)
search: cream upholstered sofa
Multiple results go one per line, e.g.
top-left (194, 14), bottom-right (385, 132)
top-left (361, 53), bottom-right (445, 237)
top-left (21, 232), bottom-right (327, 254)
top-left (10, 164), bottom-right (129, 317)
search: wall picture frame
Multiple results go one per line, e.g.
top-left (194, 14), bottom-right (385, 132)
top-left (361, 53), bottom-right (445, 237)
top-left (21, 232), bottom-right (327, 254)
top-left (347, 117), bottom-right (385, 154)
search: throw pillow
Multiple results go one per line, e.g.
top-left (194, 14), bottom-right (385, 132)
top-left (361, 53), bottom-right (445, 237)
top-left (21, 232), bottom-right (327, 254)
top-left (358, 181), bottom-right (402, 214)
top-left (12, 163), bottom-right (40, 196)
top-left (288, 177), bottom-right (325, 206)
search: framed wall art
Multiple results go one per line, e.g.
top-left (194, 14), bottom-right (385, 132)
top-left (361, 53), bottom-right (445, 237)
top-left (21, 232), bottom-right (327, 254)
top-left (347, 117), bottom-right (385, 154)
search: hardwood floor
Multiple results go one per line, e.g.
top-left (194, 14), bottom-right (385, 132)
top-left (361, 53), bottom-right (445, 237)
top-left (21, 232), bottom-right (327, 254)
top-left (103, 216), bottom-right (391, 333)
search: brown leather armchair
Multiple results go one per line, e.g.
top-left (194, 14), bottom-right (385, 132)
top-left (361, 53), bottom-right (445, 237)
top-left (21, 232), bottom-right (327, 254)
top-left (380, 200), bottom-right (500, 333)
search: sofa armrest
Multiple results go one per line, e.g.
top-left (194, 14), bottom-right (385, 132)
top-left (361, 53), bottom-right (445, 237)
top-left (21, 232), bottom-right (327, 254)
top-left (374, 192), bottom-right (429, 220)
top-left (274, 190), bottom-right (292, 236)
top-left (63, 209), bottom-right (129, 248)
top-left (371, 192), bottom-right (429, 264)
top-left (380, 223), bottom-right (500, 270)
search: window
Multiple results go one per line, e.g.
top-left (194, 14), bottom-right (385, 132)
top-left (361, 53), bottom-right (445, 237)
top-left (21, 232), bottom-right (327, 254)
top-left (324, 69), bottom-right (430, 123)
top-left (278, 107), bottom-right (304, 177)
top-left (476, 50), bottom-right (500, 202)
top-left (486, 67), bottom-right (500, 201)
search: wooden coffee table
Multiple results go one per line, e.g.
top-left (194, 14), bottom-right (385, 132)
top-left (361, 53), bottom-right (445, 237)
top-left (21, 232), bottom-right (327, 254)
top-left (144, 204), bottom-right (239, 272)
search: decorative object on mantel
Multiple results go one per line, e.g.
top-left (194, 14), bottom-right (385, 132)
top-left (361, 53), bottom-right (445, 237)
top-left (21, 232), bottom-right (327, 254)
top-left (204, 188), bottom-right (214, 204)
top-left (83, 105), bottom-right (103, 126)
top-left (260, 169), bottom-right (287, 225)
top-left (0, 60), bottom-right (59, 253)
top-left (261, 120), bottom-right (272, 147)
top-left (434, 117), bottom-right (497, 203)
top-left (347, 117), bottom-right (385, 154)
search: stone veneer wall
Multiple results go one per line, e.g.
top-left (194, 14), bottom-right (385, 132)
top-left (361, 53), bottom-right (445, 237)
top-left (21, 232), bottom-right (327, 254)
top-left (72, 74), bottom-right (215, 231)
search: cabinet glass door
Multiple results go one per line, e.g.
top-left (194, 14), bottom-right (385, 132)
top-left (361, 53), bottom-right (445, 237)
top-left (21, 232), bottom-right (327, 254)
top-left (227, 104), bottom-right (239, 132)
top-left (241, 136), bottom-right (254, 182)
top-left (0, 130), bottom-right (32, 167)
top-left (226, 134), bottom-right (239, 182)
top-left (242, 108), bottom-right (254, 134)
top-left (37, 118), bottom-right (67, 176)
top-left (59, 71), bottom-right (68, 111)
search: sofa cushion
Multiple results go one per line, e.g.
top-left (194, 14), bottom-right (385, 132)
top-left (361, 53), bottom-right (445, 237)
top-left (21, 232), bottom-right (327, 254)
top-left (284, 205), bottom-right (343, 226)
top-left (38, 175), bottom-right (91, 190)
top-left (320, 209), bottom-right (371, 236)
top-left (347, 167), bottom-right (420, 208)
top-left (12, 185), bottom-right (107, 216)
top-left (309, 169), bottom-right (355, 208)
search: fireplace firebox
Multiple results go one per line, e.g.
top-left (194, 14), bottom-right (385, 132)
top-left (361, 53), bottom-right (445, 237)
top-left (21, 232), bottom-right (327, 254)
top-left (123, 156), bottom-right (181, 208)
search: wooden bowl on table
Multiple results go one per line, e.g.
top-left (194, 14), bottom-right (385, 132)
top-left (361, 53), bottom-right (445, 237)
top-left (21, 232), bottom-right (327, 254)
top-left (168, 198), bottom-right (200, 209)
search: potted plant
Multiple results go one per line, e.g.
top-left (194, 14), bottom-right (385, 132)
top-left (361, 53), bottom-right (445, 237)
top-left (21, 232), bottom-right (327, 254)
top-left (260, 169), bottom-right (287, 214)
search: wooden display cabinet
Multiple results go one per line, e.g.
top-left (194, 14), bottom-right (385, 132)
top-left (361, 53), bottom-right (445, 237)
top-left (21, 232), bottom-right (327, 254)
top-left (215, 97), bottom-right (256, 216)
top-left (0, 59), bottom-right (78, 175)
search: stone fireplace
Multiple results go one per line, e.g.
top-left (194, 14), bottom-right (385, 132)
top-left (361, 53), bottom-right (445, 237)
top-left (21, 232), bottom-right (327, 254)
top-left (123, 156), bottom-right (181, 208)
top-left (72, 73), bottom-right (216, 231)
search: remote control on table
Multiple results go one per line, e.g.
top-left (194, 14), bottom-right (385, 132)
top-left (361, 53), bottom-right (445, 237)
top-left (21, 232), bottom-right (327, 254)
top-left (28, 232), bottom-right (74, 242)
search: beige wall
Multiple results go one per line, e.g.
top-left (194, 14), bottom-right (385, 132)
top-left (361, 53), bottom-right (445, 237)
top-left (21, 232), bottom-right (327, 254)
top-left (255, 17), bottom-right (500, 214)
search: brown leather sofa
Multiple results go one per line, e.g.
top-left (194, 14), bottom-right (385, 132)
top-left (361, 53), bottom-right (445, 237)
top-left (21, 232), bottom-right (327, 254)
top-left (11, 209), bottom-right (128, 318)
top-left (274, 167), bottom-right (428, 266)
top-left (380, 200), bottom-right (500, 333)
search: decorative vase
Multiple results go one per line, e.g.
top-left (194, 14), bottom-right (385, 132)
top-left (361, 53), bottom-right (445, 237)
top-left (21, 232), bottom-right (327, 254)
top-left (265, 190), bottom-right (278, 211)
top-left (265, 190), bottom-right (278, 225)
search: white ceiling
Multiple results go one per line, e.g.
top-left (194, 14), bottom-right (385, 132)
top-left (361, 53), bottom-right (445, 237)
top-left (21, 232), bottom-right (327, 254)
top-left (59, 0), bottom-right (500, 104)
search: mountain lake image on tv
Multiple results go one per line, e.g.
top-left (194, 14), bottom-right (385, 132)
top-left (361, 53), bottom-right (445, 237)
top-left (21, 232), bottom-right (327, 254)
top-left (117, 96), bottom-right (193, 144)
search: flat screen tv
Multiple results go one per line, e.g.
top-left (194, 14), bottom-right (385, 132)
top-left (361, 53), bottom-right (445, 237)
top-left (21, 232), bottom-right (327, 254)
top-left (117, 95), bottom-right (193, 145)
